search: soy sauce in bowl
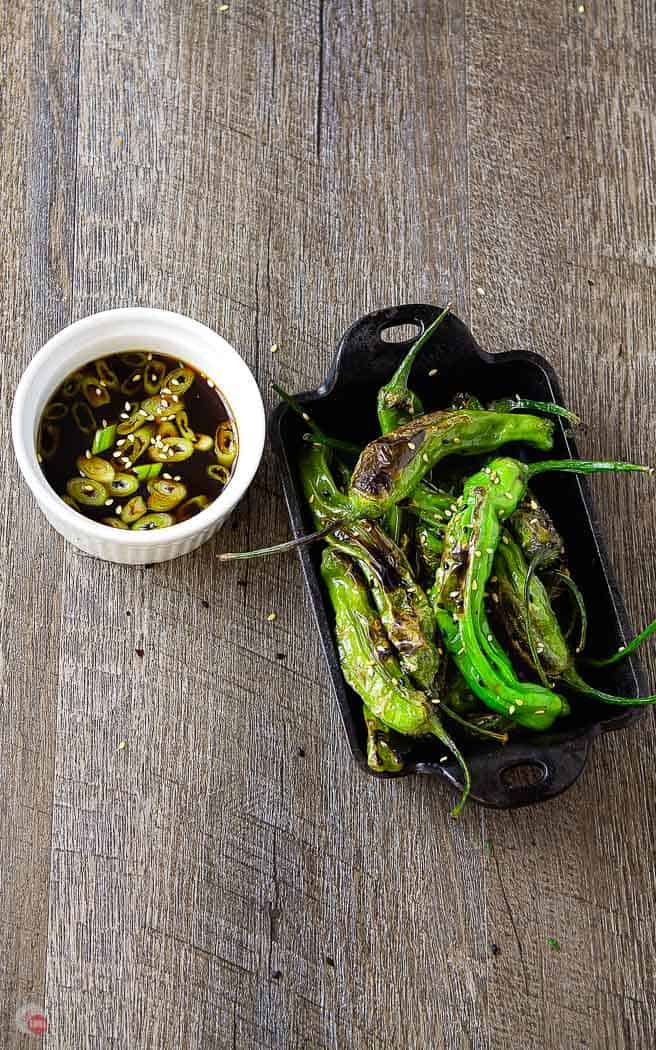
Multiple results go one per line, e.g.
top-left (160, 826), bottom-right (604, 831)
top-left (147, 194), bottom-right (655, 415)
top-left (38, 351), bottom-right (238, 530)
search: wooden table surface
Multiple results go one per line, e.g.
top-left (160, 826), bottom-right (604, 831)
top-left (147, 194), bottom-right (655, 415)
top-left (2, 2), bottom-right (656, 1047)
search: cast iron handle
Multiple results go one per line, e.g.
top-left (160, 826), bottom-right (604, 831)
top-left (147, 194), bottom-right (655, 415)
top-left (417, 734), bottom-right (592, 809)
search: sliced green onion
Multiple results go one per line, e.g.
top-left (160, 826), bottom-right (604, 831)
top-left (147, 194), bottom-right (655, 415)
top-left (66, 477), bottom-right (107, 506)
top-left (176, 495), bottom-right (210, 522)
top-left (76, 454), bottom-right (115, 485)
top-left (194, 433), bottom-right (213, 452)
top-left (131, 511), bottom-right (175, 530)
top-left (157, 421), bottom-right (178, 439)
top-left (120, 369), bottom-right (145, 397)
top-left (95, 359), bottom-right (120, 390)
top-left (60, 373), bottom-right (82, 399)
top-left (214, 421), bottom-right (238, 466)
top-left (163, 366), bottom-right (195, 395)
top-left (80, 375), bottom-right (111, 407)
top-left (102, 517), bottom-right (129, 529)
top-left (38, 423), bottom-right (60, 459)
top-left (146, 478), bottom-right (187, 511)
top-left (120, 351), bottom-right (148, 367)
top-left (108, 472), bottom-right (139, 497)
top-left (129, 425), bottom-right (155, 463)
top-left (176, 410), bottom-right (195, 442)
top-left (92, 424), bottom-right (117, 454)
top-left (43, 401), bottom-right (68, 421)
top-left (208, 463), bottom-right (231, 485)
top-left (116, 409), bottom-right (144, 435)
top-left (72, 400), bottom-right (96, 433)
top-left (148, 436), bottom-right (194, 463)
top-left (144, 359), bottom-right (167, 394)
top-left (133, 463), bottom-right (162, 481)
top-left (122, 495), bottom-right (147, 523)
top-left (141, 395), bottom-right (184, 420)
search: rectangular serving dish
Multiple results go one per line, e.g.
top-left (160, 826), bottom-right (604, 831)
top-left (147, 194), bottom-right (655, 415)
top-left (272, 304), bottom-right (646, 808)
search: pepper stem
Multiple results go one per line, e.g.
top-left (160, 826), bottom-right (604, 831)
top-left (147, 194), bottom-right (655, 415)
top-left (527, 459), bottom-right (653, 479)
top-left (429, 714), bottom-right (472, 818)
top-left (217, 524), bottom-right (335, 561)
top-left (273, 384), bottom-right (361, 455)
top-left (582, 616), bottom-right (656, 668)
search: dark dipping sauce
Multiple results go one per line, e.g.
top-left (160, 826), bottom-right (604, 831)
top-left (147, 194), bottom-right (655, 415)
top-left (38, 351), bottom-right (237, 531)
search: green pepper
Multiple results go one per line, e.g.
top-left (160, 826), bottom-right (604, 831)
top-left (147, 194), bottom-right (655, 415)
top-left (348, 410), bottom-right (555, 519)
top-left (431, 458), bottom-right (568, 730)
top-left (300, 445), bottom-right (440, 691)
top-left (376, 305), bottom-right (450, 433)
top-left (321, 547), bottom-right (470, 814)
top-left (363, 705), bottom-right (406, 773)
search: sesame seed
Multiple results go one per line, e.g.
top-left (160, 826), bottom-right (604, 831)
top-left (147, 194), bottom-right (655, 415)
top-left (486, 547), bottom-right (494, 554)
top-left (117, 439), bottom-right (125, 447)
top-left (422, 453), bottom-right (429, 463)
top-left (508, 705), bottom-right (516, 715)
top-left (407, 441), bottom-right (416, 451)
top-left (105, 498), bottom-right (114, 506)
top-left (535, 709), bottom-right (545, 716)
top-left (172, 394), bottom-right (179, 402)
top-left (449, 590), bottom-right (459, 598)
top-left (162, 472), bottom-right (172, 480)
top-left (85, 449), bottom-right (92, 459)
top-left (487, 634), bottom-right (493, 642)
top-left (270, 343), bottom-right (278, 354)
top-left (453, 436), bottom-right (461, 444)
top-left (618, 645), bottom-right (626, 652)
top-left (207, 380), bottom-right (215, 388)
top-left (115, 505), bottom-right (122, 516)
top-left (102, 419), bottom-right (108, 427)
top-left (474, 550), bottom-right (481, 558)
top-left (147, 414), bottom-right (155, 421)
top-left (529, 517), bottom-right (539, 526)
top-left (308, 494), bottom-right (315, 504)
top-left (429, 368), bottom-right (438, 377)
top-left (515, 698), bottom-right (524, 706)
top-left (139, 408), bottom-right (148, 416)
top-left (120, 412), bottom-right (128, 419)
top-left (492, 593), bottom-right (499, 603)
top-left (457, 646), bottom-right (465, 655)
top-left (439, 755), bottom-right (448, 763)
top-left (37, 453), bottom-right (43, 463)
top-left (95, 387), bottom-right (103, 396)
top-left (124, 402), bottom-right (131, 411)
top-left (504, 491), bottom-right (513, 499)
top-left (147, 353), bottom-right (153, 360)
top-left (174, 475), bottom-right (181, 482)
top-left (472, 580), bottom-right (478, 591)
top-left (112, 451), bottom-right (121, 458)
top-left (266, 612), bottom-right (277, 622)
top-left (502, 536), bottom-right (509, 545)
top-left (133, 374), bottom-right (141, 381)
top-left (530, 500), bottom-right (538, 510)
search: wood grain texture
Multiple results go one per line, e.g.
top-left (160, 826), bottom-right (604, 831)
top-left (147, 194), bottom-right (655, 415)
top-left (0, 2), bottom-right (79, 1044)
top-left (0, 0), bottom-right (654, 1047)
top-left (467, 2), bottom-right (656, 1048)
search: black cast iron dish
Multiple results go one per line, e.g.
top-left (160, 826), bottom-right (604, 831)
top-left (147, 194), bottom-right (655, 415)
top-left (272, 304), bottom-right (646, 809)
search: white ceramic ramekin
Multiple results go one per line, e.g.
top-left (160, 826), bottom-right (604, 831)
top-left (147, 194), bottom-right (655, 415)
top-left (12, 308), bottom-right (265, 564)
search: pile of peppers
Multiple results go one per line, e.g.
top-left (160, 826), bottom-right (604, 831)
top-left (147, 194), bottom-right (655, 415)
top-left (226, 308), bottom-right (656, 815)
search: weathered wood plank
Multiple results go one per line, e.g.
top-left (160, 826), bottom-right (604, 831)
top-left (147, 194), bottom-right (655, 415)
top-left (43, 1), bottom-right (476, 1048)
top-left (466, 2), bottom-right (656, 1047)
top-left (0, 2), bottom-right (79, 1043)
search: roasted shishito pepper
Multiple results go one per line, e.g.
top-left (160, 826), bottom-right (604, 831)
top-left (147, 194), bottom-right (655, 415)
top-left (431, 456), bottom-right (653, 730)
top-left (299, 444), bottom-right (440, 691)
top-left (321, 547), bottom-right (471, 814)
top-left (348, 409), bottom-right (555, 519)
top-left (493, 531), bottom-right (656, 706)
